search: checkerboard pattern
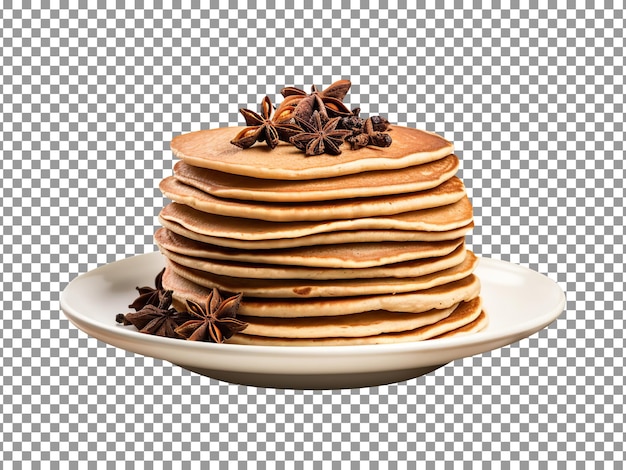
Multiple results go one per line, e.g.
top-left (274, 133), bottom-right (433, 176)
top-left (2, 3), bottom-right (623, 466)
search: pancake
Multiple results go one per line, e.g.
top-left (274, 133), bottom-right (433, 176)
top-left (160, 175), bottom-right (466, 222)
top-left (159, 244), bottom-right (468, 281)
top-left (146, 89), bottom-right (484, 348)
top-left (239, 305), bottom-right (459, 338)
top-left (433, 310), bottom-right (488, 338)
top-left (227, 297), bottom-right (483, 345)
top-left (170, 125), bottom-right (454, 180)
top-left (155, 227), bottom-right (464, 268)
top-left (165, 251), bottom-right (478, 298)
top-left (160, 216), bottom-right (474, 249)
top-left (158, 197), bottom-right (474, 241)
top-left (172, 154), bottom-right (460, 202)
top-left (238, 275), bottom-right (480, 317)
top-left (164, 271), bottom-right (481, 318)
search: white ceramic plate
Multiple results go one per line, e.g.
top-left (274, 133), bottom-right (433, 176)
top-left (61, 252), bottom-right (565, 389)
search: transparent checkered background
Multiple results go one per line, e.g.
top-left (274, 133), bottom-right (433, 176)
top-left (2, 2), bottom-right (623, 467)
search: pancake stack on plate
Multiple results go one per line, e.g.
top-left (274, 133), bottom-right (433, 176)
top-left (155, 124), bottom-right (487, 345)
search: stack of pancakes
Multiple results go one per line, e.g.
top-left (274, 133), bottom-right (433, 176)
top-left (156, 125), bottom-right (487, 345)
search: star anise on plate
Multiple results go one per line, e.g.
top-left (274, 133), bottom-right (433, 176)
top-left (231, 95), bottom-right (302, 149)
top-left (117, 290), bottom-right (194, 338)
top-left (290, 111), bottom-right (352, 156)
top-left (279, 79), bottom-right (353, 123)
top-left (175, 288), bottom-right (247, 343)
top-left (127, 267), bottom-right (167, 311)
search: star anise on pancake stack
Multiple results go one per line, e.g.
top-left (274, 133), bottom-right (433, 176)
top-left (290, 111), bottom-right (352, 156)
top-left (230, 95), bottom-right (302, 149)
top-left (174, 288), bottom-right (247, 343)
top-left (341, 109), bottom-right (393, 150)
top-left (279, 79), bottom-right (353, 122)
top-left (231, 79), bottom-right (393, 156)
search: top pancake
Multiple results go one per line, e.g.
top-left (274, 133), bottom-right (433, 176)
top-left (172, 154), bottom-right (459, 202)
top-left (170, 125), bottom-right (454, 180)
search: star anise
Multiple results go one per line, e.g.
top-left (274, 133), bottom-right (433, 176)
top-left (290, 111), bottom-right (352, 156)
top-left (174, 288), bottom-right (247, 343)
top-left (279, 79), bottom-right (353, 123)
top-left (127, 267), bottom-right (167, 311)
top-left (341, 109), bottom-right (393, 150)
top-left (117, 290), bottom-right (194, 338)
top-left (231, 95), bottom-right (302, 149)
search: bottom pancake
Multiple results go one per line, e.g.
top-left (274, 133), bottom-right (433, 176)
top-left (240, 304), bottom-right (459, 338)
top-left (432, 310), bottom-right (488, 339)
top-left (227, 297), bottom-right (484, 346)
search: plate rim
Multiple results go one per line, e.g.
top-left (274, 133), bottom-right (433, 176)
top-left (60, 252), bottom-right (566, 368)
